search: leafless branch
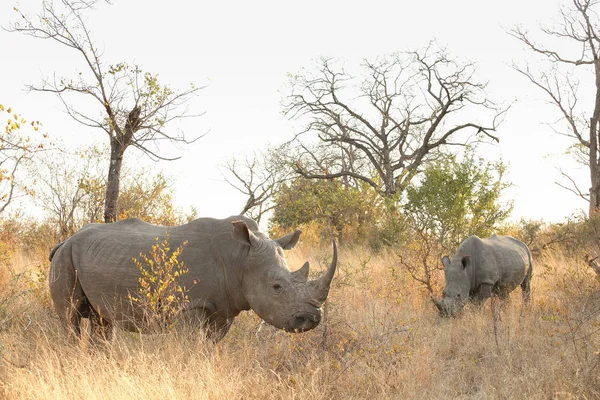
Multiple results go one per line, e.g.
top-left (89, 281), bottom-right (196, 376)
top-left (222, 147), bottom-right (293, 223)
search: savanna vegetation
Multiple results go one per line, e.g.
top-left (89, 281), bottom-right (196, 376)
top-left (1, 218), bottom-right (600, 399)
top-left (2, 134), bottom-right (600, 398)
top-left (3, 0), bottom-right (600, 398)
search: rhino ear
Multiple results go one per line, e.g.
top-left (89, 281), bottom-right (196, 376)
top-left (461, 255), bottom-right (471, 269)
top-left (232, 220), bottom-right (259, 247)
top-left (441, 256), bottom-right (451, 269)
top-left (276, 230), bottom-right (301, 250)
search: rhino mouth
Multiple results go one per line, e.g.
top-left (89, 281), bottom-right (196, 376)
top-left (440, 301), bottom-right (466, 317)
top-left (434, 296), bottom-right (467, 318)
top-left (283, 310), bottom-right (322, 333)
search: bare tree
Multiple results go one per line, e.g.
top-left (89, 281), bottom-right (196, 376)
top-left (284, 44), bottom-right (505, 198)
top-left (511, 0), bottom-right (600, 217)
top-left (34, 145), bottom-right (190, 237)
top-left (32, 146), bottom-right (106, 237)
top-left (9, 0), bottom-right (204, 222)
top-left (222, 148), bottom-right (292, 224)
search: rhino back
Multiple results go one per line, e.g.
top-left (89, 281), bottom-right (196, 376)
top-left (479, 235), bottom-right (530, 290)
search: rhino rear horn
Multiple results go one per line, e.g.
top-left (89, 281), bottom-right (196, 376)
top-left (292, 261), bottom-right (310, 283)
top-left (309, 240), bottom-right (338, 303)
top-left (432, 296), bottom-right (444, 312)
top-left (441, 256), bottom-right (451, 269)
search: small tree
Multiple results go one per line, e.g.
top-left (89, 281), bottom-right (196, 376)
top-left (117, 171), bottom-right (184, 226)
top-left (0, 104), bottom-right (47, 214)
top-left (33, 146), bottom-right (105, 237)
top-left (270, 177), bottom-right (379, 245)
top-left (10, 1), bottom-right (204, 222)
top-left (404, 149), bottom-right (513, 250)
top-left (129, 233), bottom-right (190, 332)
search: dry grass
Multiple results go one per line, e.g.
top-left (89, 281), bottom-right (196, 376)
top-left (0, 245), bottom-right (599, 399)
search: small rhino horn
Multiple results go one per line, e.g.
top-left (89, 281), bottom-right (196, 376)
top-left (292, 261), bottom-right (310, 282)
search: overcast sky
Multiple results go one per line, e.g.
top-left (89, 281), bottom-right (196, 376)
top-left (0, 0), bottom-right (590, 223)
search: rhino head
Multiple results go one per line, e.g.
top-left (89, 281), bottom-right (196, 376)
top-left (232, 221), bottom-right (337, 332)
top-left (433, 255), bottom-right (471, 317)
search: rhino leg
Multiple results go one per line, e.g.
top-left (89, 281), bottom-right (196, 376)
top-left (49, 264), bottom-right (90, 339)
top-left (495, 288), bottom-right (510, 301)
top-left (471, 284), bottom-right (493, 308)
top-left (180, 303), bottom-right (232, 342)
top-left (521, 268), bottom-right (532, 305)
top-left (89, 307), bottom-right (113, 342)
top-left (206, 318), bottom-right (233, 343)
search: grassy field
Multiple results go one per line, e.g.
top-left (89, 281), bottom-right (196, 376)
top-left (0, 245), bottom-right (598, 399)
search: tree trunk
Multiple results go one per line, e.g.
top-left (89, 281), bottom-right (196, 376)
top-left (590, 122), bottom-right (597, 217)
top-left (590, 51), bottom-right (600, 217)
top-left (103, 107), bottom-right (139, 223)
top-left (590, 117), bottom-right (600, 218)
top-left (104, 142), bottom-right (125, 223)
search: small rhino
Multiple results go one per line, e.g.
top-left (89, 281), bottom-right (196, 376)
top-left (433, 234), bottom-right (533, 317)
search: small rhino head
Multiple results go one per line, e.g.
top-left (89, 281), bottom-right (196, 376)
top-left (434, 255), bottom-right (471, 317)
top-left (232, 221), bottom-right (337, 332)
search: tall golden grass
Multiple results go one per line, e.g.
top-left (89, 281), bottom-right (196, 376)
top-left (0, 245), bottom-right (598, 399)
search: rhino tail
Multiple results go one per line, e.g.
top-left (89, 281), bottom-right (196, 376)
top-left (49, 240), bottom-right (67, 262)
top-left (521, 249), bottom-right (533, 303)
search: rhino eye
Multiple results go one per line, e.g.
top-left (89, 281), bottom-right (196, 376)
top-left (272, 283), bottom-right (283, 293)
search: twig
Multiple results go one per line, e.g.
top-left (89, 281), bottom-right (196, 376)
top-left (255, 320), bottom-right (265, 341)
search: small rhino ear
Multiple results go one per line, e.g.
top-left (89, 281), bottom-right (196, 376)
top-left (276, 230), bottom-right (301, 250)
top-left (441, 256), bottom-right (451, 269)
top-left (232, 220), bottom-right (259, 247)
top-left (461, 255), bottom-right (471, 269)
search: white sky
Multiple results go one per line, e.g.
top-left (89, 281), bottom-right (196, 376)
top-left (0, 0), bottom-right (591, 223)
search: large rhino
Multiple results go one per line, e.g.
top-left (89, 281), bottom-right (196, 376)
top-left (433, 234), bottom-right (532, 317)
top-left (49, 215), bottom-right (337, 341)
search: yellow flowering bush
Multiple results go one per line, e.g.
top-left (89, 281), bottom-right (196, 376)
top-left (129, 232), bottom-right (190, 331)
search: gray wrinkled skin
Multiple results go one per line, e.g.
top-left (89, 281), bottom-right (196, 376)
top-left (435, 234), bottom-right (533, 317)
top-left (49, 215), bottom-right (337, 341)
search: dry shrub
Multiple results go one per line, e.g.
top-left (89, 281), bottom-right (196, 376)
top-left (0, 266), bottom-right (30, 332)
top-left (128, 233), bottom-right (190, 332)
top-left (0, 218), bottom-right (46, 331)
top-left (0, 217), bottom-right (22, 266)
top-left (0, 244), bottom-right (598, 399)
top-left (8, 220), bottom-right (55, 310)
top-left (18, 220), bottom-right (60, 263)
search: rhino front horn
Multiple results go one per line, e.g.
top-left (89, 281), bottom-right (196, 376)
top-left (310, 240), bottom-right (338, 303)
